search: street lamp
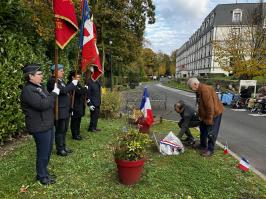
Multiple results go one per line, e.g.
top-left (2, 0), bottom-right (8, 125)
top-left (109, 40), bottom-right (113, 91)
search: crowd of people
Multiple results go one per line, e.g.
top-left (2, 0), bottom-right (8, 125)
top-left (20, 63), bottom-right (101, 185)
top-left (212, 81), bottom-right (265, 113)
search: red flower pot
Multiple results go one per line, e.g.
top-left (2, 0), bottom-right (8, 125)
top-left (115, 159), bottom-right (145, 185)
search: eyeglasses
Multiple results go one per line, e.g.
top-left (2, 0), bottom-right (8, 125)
top-left (35, 72), bottom-right (43, 76)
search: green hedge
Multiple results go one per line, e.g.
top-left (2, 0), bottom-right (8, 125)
top-left (0, 31), bottom-right (48, 144)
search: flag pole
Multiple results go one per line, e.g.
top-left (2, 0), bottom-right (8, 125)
top-left (54, 31), bottom-right (59, 121)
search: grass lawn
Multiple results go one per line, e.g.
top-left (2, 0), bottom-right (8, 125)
top-left (0, 118), bottom-right (266, 199)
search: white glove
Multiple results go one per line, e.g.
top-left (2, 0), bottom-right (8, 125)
top-left (85, 85), bottom-right (88, 89)
top-left (72, 79), bottom-right (78, 86)
top-left (89, 105), bottom-right (95, 111)
top-left (52, 83), bottom-right (60, 95)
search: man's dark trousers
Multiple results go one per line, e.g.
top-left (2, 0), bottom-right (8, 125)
top-left (199, 114), bottom-right (222, 152)
top-left (55, 118), bottom-right (69, 151)
top-left (32, 128), bottom-right (54, 179)
top-left (71, 117), bottom-right (81, 138)
top-left (89, 106), bottom-right (100, 131)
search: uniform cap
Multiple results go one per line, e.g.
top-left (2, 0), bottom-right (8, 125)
top-left (22, 64), bottom-right (41, 74)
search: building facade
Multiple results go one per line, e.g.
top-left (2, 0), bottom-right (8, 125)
top-left (176, 3), bottom-right (266, 78)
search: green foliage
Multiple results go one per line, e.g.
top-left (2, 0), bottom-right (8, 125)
top-left (100, 90), bottom-right (121, 118)
top-left (0, 30), bottom-right (49, 143)
top-left (128, 71), bottom-right (139, 83)
top-left (114, 128), bottom-right (152, 161)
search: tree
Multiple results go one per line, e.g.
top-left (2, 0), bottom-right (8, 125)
top-left (142, 48), bottom-right (159, 75)
top-left (93, 0), bottom-right (155, 74)
top-left (213, 2), bottom-right (266, 79)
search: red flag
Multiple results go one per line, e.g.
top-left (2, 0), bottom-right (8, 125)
top-left (81, 18), bottom-right (103, 80)
top-left (54, 0), bottom-right (78, 49)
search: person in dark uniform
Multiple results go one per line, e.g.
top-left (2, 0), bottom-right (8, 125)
top-left (174, 100), bottom-right (200, 145)
top-left (87, 66), bottom-right (102, 132)
top-left (20, 64), bottom-right (59, 185)
top-left (47, 64), bottom-right (78, 156)
top-left (67, 71), bottom-right (87, 140)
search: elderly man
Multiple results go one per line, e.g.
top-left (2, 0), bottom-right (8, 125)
top-left (174, 100), bottom-right (200, 145)
top-left (187, 78), bottom-right (224, 156)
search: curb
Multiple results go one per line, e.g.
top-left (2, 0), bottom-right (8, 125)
top-left (161, 118), bottom-right (266, 181)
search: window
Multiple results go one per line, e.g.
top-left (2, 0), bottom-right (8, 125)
top-left (264, 17), bottom-right (266, 29)
top-left (232, 9), bottom-right (242, 23)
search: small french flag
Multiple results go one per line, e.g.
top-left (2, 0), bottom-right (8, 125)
top-left (223, 142), bottom-right (228, 155)
top-left (238, 157), bottom-right (250, 172)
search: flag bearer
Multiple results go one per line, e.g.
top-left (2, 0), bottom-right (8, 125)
top-left (67, 70), bottom-right (87, 140)
top-left (47, 64), bottom-right (78, 156)
top-left (87, 66), bottom-right (102, 132)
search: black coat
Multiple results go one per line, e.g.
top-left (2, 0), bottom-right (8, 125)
top-left (179, 104), bottom-right (200, 134)
top-left (47, 76), bottom-right (76, 119)
top-left (20, 82), bottom-right (56, 133)
top-left (69, 83), bottom-right (87, 118)
top-left (87, 78), bottom-right (101, 107)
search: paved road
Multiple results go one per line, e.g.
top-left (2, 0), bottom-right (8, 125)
top-left (142, 83), bottom-right (266, 176)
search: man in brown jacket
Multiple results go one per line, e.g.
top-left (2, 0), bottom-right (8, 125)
top-left (187, 78), bottom-right (224, 156)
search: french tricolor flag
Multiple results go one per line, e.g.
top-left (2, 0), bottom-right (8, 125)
top-left (223, 142), bottom-right (229, 155)
top-left (238, 157), bottom-right (250, 172)
top-left (139, 87), bottom-right (154, 127)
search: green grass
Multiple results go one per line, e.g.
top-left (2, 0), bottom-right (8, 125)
top-left (163, 80), bottom-right (191, 92)
top-left (0, 118), bottom-right (266, 199)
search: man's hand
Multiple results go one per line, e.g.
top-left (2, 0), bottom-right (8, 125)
top-left (52, 83), bottom-right (60, 95)
top-left (72, 79), bottom-right (78, 86)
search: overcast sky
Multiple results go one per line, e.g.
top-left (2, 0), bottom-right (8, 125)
top-left (144, 0), bottom-right (262, 55)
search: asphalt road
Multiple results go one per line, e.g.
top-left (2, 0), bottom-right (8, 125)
top-left (142, 82), bottom-right (266, 176)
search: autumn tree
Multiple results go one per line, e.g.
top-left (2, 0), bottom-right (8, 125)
top-left (213, 2), bottom-right (266, 79)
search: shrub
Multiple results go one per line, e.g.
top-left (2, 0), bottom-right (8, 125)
top-left (0, 31), bottom-right (48, 143)
top-left (113, 128), bottom-right (152, 161)
top-left (100, 90), bottom-right (121, 118)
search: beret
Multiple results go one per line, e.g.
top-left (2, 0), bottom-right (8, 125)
top-left (50, 64), bottom-right (64, 71)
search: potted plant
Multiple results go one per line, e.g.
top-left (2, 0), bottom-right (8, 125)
top-left (113, 128), bottom-right (152, 185)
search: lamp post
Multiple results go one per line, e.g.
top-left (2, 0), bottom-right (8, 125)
top-left (109, 40), bottom-right (113, 91)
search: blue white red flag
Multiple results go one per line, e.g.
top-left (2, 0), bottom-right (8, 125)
top-left (238, 157), bottom-right (250, 172)
top-left (79, 0), bottom-right (102, 80)
top-left (223, 142), bottom-right (229, 155)
top-left (139, 87), bottom-right (154, 127)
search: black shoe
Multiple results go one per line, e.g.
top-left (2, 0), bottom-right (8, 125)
top-left (73, 135), bottom-right (82, 140)
top-left (95, 128), bottom-right (101, 131)
top-left (38, 177), bottom-right (55, 185)
top-left (57, 150), bottom-right (68, 156)
top-left (64, 148), bottom-right (73, 154)
top-left (88, 129), bottom-right (97, 132)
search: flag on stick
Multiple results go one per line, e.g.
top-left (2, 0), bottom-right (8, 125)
top-left (79, 0), bottom-right (103, 80)
top-left (53, 0), bottom-right (78, 49)
top-left (224, 142), bottom-right (229, 155)
top-left (238, 157), bottom-right (250, 172)
top-left (139, 87), bottom-right (154, 127)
